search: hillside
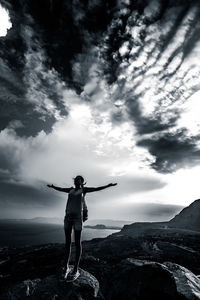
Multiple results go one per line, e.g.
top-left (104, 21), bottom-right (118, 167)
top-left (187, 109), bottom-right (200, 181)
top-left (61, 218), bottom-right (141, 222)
top-left (115, 199), bottom-right (200, 237)
top-left (169, 199), bottom-right (200, 231)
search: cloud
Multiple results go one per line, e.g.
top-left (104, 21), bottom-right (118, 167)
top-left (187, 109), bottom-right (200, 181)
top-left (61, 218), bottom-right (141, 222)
top-left (0, 176), bottom-right (65, 219)
top-left (0, 99), bottom-right (167, 218)
top-left (110, 173), bottom-right (166, 195)
top-left (0, 24), bottom-right (66, 136)
top-left (0, 127), bottom-right (65, 217)
top-left (137, 130), bottom-right (200, 173)
top-left (2, 0), bottom-right (200, 222)
top-left (0, 127), bottom-right (68, 218)
top-left (1, 0), bottom-right (200, 179)
top-left (0, 179), bottom-right (61, 206)
top-left (115, 202), bottom-right (184, 222)
top-left (0, 4), bottom-right (12, 36)
top-left (98, 0), bottom-right (200, 173)
top-left (0, 0), bottom-right (121, 137)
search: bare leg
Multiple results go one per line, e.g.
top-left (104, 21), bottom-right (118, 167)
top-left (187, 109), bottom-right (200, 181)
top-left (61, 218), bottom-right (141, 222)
top-left (64, 224), bottom-right (72, 270)
top-left (73, 230), bottom-right (82, 273)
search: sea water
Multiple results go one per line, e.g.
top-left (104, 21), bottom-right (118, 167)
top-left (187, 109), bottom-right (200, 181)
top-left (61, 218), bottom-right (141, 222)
top-left (0, 221), bottom-right (119, 247)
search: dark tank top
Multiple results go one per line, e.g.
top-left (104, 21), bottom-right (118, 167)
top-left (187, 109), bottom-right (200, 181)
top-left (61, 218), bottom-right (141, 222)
top-left (65, 187), bottom-right (84, 218)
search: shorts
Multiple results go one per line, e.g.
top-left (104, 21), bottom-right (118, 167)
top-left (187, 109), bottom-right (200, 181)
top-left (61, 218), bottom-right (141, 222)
top-left (64, 213), bottom-right (83, 231)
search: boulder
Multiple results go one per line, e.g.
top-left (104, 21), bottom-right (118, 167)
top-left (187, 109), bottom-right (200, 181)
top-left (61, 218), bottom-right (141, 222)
top-left (164, 262), bottom-right (200, 300)
top-left (0, 266), bottom-right (103, 300)
top-left (103, 258), bottom-right (200, 300)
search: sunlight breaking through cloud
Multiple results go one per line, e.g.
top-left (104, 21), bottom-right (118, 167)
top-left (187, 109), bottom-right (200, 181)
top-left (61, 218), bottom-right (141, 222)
top-left (0, 4), bottom-right (12, 37)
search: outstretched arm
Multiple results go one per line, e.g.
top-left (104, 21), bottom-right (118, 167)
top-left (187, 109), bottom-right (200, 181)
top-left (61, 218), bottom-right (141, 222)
top-left (84, 183), bottom-right (117, 193)
top-left (47, 184), bottom-right (72, 193)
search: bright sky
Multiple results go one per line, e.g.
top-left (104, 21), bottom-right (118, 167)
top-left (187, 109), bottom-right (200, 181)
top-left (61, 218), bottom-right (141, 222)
top-left (16, 88), bottom-right (200, 213)
top-left (0, 5), bottom-right (12, 37)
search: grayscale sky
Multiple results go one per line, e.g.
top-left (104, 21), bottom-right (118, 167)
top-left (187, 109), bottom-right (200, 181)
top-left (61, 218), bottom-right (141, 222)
top-left (0, 0), bottom-right (200, 221)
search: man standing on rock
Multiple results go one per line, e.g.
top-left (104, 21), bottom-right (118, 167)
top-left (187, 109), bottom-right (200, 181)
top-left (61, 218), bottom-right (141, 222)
top-left (47, 175), bottom-right (117, 281)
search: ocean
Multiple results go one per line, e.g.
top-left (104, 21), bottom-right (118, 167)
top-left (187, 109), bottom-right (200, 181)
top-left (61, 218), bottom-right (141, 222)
top-left (0, 221), bottom-right (119, 247)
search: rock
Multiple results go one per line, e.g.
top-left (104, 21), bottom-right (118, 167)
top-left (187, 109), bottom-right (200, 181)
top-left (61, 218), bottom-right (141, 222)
top-left (83, 233), bottom-right (200, 275)
top-left (0, 230), bottom-right (200, 299)
top-left (102, 258), bottom-right (200, 300)
top-left (0, 243), bottom-right (65, 294)
top-left (164, 262), bottom-right (200, 300)
top-left (0, 266), bottom-right (103, 300)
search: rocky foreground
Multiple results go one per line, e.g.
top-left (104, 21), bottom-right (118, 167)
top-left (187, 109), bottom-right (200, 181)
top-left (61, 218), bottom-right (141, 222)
top-left (1, 200), bottom-right (200, 299)
top-left (0, 229), bottom-right (200, 300)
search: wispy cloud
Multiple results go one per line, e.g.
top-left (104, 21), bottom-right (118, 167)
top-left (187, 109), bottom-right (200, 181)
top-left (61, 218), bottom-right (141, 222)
top-left (98, 0), bottom-right (200, 172)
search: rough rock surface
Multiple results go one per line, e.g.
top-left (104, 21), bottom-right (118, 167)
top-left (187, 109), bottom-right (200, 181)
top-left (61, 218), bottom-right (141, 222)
top-left (82, 233), bottom-right (200, 275)
top-left (1, 198), bottom-right (200, 299)
top-left (0, 242), bottom-right (200, 299)
top-left (0, 266), bottom-right (102, 300)
top-left (164, 262), bottom-right (200, 299)
top-left (103, 258), bottom-right (200, 300)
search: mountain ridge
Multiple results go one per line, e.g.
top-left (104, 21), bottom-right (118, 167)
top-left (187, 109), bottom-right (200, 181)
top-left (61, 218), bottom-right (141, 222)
top-left (168, 198), bottom-right (200, 230)
top-left (117, 199), bottom-right (200, 236)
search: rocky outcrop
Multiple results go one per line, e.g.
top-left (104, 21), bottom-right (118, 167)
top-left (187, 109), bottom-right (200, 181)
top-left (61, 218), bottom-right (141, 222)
top-left (103, 258), bottom-right (200, 300)
top-left (1, 241), bottom-right (200, 299)
top-left (164, 262), bottom-right (200, 299)
top-left (1, 197), bottom-right (200, 300)
top-left (82, 233), bottom-right (200, 275)
top-left (0, 266), bottom-right (102, 300)
top-left (1, 248), bottom-right (200, 300)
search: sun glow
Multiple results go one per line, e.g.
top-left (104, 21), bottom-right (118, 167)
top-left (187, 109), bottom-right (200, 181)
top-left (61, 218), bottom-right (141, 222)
top-left (0, 5), bottom-right (12, 37)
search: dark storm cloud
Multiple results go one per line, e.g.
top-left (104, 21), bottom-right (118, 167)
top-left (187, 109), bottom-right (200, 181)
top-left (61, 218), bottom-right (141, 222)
top-left (125, 95), bottom-right (179, 135)
top-left (0, 5), bottom-right (63, 136)
top-left (0, 180), bottom-right (60, 206)
top-left (0, 0), bottom-right (119, 136)
top-left (1, 0), bottom-right (200, 173)
top-left (137, 130), bottom-right (200, 173)
top-left (0, 176), bottom-right (66, 219)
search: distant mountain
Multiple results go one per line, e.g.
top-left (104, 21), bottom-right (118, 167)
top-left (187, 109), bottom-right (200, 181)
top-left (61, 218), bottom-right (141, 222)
top-left (0, 217), bottom-right (63, 224)
top-left (85, 224), bottom-right (121, 230)
top-left (117, 199), bottom-right (200, 237)
top-left (29, 217), bottom-right (63, 224)
top-left (0, 217), bottom-right (130, 227)
top-left (168, 199), bottom-right (200, 231)
top-left (86, 219), bottom-right (131, 227)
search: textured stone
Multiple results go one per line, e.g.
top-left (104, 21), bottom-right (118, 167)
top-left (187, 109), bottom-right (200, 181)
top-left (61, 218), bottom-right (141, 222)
top-left (0, 266), bottom-right (102, 300)
top-left (103, 258), bottom-right (200, 300)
